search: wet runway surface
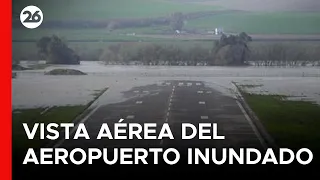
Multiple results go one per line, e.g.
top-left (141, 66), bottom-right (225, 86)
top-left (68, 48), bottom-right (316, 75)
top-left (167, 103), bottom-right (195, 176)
top-left (13, 66), bottom-right (320, 178)
top-left (17, 80), bottom-right (319, 179)
top-left (59, 80), bottom-right (264, 152)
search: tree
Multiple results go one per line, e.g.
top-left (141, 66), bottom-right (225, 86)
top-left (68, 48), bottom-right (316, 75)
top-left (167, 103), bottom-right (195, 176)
top-left (213, 32), bottom-right (252, 65)
top-left (37, 36), bottom-right (51, 59)
top-left (170, 12), bottom-right (184, 31)
top-left (36, 35), bottom-right (80, 64)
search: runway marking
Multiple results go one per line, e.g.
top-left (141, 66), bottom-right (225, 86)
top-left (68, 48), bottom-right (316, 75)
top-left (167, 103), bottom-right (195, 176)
top-left (206, 91), bottom-right (212, 94)
top-left (196, 83), bottom-right (201, 86)
top-left (40, 106), bottom-right (51, 115)
top-left (118, 118), bottom-right (124, 123)
top-left (133, 90), bottom-right (139, 93)
top-left (178, 82), bottom-right (184, 86)
top-left (143, 91), bottom-right (149, 93)
top-left (166, 82), bottom-right (171, 85)
top-left (201, 116), bottom-right (209, 119)
top-left (187, 82), bottom-right (192, 86)
top-left (126, 115), bottom-right (135, 119)
top-left (199, 101), bottom-right (206, 105)
top-left (236, 100), bottom-right (267, 149)
top-left (136, 101), bottom-right (143, 104)
top-left (197, 91), bottom-right (204, 94)
top-left (162, 85), bottom-right (175, 146)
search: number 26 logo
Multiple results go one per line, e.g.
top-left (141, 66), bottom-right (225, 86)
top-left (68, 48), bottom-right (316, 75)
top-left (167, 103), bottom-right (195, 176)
top-left (20, 5), bottom-right (43, 29)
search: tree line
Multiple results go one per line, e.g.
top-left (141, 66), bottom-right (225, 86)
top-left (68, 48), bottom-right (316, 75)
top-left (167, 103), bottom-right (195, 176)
top-left (249, 43), bottom-right (320, 66)
top-left (99, 32), bottom-right (256, 66)
top-left (29, 33), bottom-right (320, 67)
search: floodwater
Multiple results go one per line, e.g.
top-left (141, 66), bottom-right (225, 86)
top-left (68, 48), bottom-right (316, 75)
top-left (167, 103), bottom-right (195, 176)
top-left (12, 61), bottom-right (320, 109)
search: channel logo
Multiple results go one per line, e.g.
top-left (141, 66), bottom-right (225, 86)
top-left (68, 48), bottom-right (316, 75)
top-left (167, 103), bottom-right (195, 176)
top-left (20, 5), bottom-right (43, 29)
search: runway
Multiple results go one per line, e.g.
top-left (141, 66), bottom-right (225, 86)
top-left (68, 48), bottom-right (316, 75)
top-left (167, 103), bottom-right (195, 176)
top-left (58, 80), bottom-right (265, 153)
top-left (16, 79), bottom-right (318, 179)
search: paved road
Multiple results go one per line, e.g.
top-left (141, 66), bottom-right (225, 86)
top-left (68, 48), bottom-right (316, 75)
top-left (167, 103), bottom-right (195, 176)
top-left (59, 80), bottom-right (264, 157)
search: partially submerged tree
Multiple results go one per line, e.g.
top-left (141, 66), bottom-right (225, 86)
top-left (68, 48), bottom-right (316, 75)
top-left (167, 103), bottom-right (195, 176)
top-left (99, 44), bottom-right (125, 64)
top-left (37, 35), bottom-right (80, 64)
top-left (213, 32), bottom-right (252, 65)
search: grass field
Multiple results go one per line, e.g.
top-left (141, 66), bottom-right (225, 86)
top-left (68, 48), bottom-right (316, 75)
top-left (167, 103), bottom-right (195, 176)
top-left (12, 0), bottom-right (320, 37)
top-left (12, 11), bottom-right (320, 43)
top-left (13, 0), bottom-right (221, 21)
top-left (242, 92), bottom-right (320, 155)
top-left (12, 87), bottom-right (108, 175)
top-left (12, 106), bottom-right (87, 150)
top-left (12, 87), bottom-right (107, 151)
top-left (11, 105), bottom-right (89, 176)
top-left (12, 28), bottom-right (169, 41)
top-left (12, 0), bottom-right (320, 61)
top-left (185, 11), bottom-right (320, 34)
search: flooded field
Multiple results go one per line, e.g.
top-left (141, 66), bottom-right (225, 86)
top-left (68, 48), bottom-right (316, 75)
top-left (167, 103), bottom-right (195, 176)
top-left (12, 61), bottom-right (320, 109)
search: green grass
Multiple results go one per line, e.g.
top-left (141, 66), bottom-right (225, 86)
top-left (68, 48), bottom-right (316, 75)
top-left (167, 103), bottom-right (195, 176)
top-left (185, 11), bottom-right (320, 34)
top-left (12, 87), bottom-right (109, 173)
top-left (12, 87), bottom-right (108, 168)
top-left (11, 105), bottom-right (90, 174)
top-left (12, 105), bottom-right (87, 150)
top-left (113, 26), bottom-right (171, 34)
top-left (12, 87), bottom-right (108, 153)
top-left (241, 92), bottom-right (320, 153)
top-left (12, 11), bottom-right (320, 43)
top-left (13, 0), bottom-right (220, 21)
top-left (12, 29), bottom-right (167, 41)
